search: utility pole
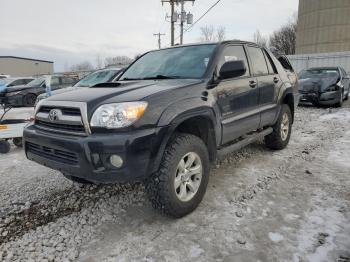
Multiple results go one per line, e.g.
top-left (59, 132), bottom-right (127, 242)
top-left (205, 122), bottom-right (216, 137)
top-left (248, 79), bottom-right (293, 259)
top-left (161, 0), bottom-right (176, 46)
top-left (161, 0), bottom-right (195, 46)
top-left (171, 0), bottom-right (175, 46)
top-left (180, 0), bottom-right (185, 45)
top-left (153, 33), bottom-right (165, 49)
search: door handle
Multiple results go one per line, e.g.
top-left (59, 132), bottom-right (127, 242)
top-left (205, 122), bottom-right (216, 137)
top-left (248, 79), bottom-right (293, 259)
top-left (249, 81), bottom-right (257, 88)
top-left (273, 77), bottom-right (279, 83)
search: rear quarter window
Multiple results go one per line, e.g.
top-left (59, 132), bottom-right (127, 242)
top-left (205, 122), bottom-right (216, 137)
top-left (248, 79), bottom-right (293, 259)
top-left (247, 46), bottom-right (269, 76)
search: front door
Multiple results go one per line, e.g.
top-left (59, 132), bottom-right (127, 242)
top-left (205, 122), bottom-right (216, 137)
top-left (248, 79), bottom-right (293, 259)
top-left (216, 45), bottom-right (260, 145)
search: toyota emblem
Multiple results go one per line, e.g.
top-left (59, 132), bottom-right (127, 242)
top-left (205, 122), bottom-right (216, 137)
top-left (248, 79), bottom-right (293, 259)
top-left (48, 109), bottom-right (61, 122)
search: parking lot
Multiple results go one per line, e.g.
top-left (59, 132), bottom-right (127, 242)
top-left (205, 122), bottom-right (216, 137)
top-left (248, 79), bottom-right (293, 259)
top-left (0, 99), bottom-right (349, 262)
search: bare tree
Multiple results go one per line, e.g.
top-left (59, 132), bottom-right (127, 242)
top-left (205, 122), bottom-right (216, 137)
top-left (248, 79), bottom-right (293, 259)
top-left (216, 26), bottom-right (226, 42)
top-left (253, 30), bottom-right (268, 48)
top-left (70, 61), bottom-right (94, 71)
top-left (104, 56), bottom-right (133, 67)
top-left (200, 25), bottom-right (215, 42)
top-left (269, 18), bottom-right (297, 55)
top-left (200, 25), bottom-right (226, 42)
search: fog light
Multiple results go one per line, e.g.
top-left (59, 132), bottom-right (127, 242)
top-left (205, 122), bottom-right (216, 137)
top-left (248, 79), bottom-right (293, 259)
top-left (110, 155), bottom-right (123, 168)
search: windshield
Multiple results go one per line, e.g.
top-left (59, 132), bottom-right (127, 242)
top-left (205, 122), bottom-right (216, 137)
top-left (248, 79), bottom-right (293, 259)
top-left (120, 44), bottom-right (216, 80)
top-left (0, 79), bottom-right (10, 86)
top-left (75, 69), bottom-right (119, 87)
top-left (299, 69), bottom-right (339, 80)
top-left (26, 77), bottom-right (45, 87)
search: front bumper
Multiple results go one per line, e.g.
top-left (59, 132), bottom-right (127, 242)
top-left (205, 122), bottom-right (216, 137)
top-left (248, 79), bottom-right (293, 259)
top-left (1, 95), bottom-right (24, 106)
top-left (299, 91), bottom-right (340, 105)
top-left (23, 125), bottom-right (167, 183)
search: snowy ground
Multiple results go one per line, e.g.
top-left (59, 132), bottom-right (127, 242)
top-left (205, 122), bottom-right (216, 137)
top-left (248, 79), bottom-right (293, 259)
top-left (0, 101), bottom-right (350, 262)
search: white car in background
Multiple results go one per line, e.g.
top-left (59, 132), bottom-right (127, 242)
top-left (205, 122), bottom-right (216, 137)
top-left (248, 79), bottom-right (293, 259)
top-left (35, 68), bottom-right (123, 105)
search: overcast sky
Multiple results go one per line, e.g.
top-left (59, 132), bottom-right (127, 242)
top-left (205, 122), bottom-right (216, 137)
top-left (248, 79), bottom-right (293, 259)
top-left (0, 0), bottom-right (298, 72)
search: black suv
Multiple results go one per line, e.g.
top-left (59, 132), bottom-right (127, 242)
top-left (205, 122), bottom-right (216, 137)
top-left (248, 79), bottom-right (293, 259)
top-left (24, 41), bottom-right (298, 217)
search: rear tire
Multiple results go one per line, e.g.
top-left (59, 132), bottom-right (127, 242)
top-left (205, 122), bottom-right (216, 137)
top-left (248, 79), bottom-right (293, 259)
top-left (0, 140), bottom-right (11, 154)
top-left (265, 104), bottom-right (292, 150)
top-left (146, 133), bottom-right (210, 218)
top-left (13, 137), bottom-right (23, 147)
top-left (23, 93), bottom-right (37, 107)
top-left (345, 87), bottom-right (349, 101)
top-left (63, 173), bottom-right (94, 184)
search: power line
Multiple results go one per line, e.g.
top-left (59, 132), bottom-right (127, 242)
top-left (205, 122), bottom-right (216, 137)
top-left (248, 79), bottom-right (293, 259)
top-left (175, 0), bottom-right (223, 41)
top-left (185, 0), bottom-right (223, 32)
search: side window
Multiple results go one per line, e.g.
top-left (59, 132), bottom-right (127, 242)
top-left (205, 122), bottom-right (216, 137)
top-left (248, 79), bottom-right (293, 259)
top-left (218, 45), bottom-right (250, 77)
top-left (62, 77), bottom-right (76, 84)
top-left (51, 76), bottom-right (60, 86)
top-left (24, 79), bottom-right (33, 85)
top-left (10, 79), bottom-right (23, 86)
top-left (247, 46), bottom-right (269, 76)
top-left (263, 51), bottom-right (277, 74)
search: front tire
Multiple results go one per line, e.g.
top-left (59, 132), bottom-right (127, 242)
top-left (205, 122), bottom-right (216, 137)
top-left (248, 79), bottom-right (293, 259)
top-left (23, 93), bottom-right (37, 107)
top-left (146, 133), bottom-right (210, 218)
top-left (335, 90), bottom-right (343, 107)
top-left (13, 137), bottom-right (23, 147)
top-left (0, 140), bottom-right (11, 154)
top-left (265, 104), bottom-right (292, 150)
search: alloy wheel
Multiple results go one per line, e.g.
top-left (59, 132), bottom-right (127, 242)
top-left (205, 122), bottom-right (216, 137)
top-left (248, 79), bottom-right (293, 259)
top-left (280, 113), bottom-right (289, 141)
top-left (174, 152), bottom-right (203, 202)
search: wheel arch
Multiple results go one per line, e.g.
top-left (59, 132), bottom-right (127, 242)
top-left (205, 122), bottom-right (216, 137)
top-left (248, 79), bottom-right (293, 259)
top-left (149, 108), bottom-right (219, 174)
top-left (280, 88), bottom-right (295, 124)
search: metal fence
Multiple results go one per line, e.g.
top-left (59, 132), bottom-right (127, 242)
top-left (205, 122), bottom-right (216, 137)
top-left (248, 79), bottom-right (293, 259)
top-left (287, 51), bottom-right (350, 74)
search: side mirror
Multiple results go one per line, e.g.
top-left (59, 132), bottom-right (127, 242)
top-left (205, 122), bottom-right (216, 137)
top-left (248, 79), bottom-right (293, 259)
top-left (219, 60), bottom-right (246, 80)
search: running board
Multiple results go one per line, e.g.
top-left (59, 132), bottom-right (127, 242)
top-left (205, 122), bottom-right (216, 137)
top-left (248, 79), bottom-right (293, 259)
top-left (217, 127), bottom-right (273, 160)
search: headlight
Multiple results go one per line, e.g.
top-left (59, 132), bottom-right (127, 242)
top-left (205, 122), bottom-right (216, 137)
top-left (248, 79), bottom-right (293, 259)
top-left (90, 102), bottom-right (148, 129)
top-left (324, 85), bottom-right (339, 92)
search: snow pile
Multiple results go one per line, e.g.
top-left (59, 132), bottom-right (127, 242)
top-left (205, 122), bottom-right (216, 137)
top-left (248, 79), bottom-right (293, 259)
top-left (319, 109), bottom-right (350, 122)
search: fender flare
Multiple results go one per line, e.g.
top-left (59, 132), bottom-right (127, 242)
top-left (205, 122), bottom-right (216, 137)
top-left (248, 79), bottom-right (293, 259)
top-left (148, 102), bottom-right (220, 174)
top-left (275, 86), bottom-right (295, 124)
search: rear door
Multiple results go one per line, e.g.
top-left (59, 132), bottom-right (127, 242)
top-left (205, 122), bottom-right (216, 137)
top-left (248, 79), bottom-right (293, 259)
top-left (246, 46), bottom-right (280, 127)
top-left (216, 44), bottom-right (260, 145)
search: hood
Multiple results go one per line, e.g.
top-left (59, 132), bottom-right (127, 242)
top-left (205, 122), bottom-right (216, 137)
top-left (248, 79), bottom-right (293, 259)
top-left (4, 85), bottom-right (32, 93)
top-left (46, 79), bottom-right (202, 106)
top-left (298, 76), bottom-right (339, 92)
top-left (37, 85), bottom-right (79, 99)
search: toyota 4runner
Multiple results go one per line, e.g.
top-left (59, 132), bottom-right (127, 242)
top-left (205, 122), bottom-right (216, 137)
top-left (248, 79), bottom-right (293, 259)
top-left (24, 41), bottom-right (298, 218)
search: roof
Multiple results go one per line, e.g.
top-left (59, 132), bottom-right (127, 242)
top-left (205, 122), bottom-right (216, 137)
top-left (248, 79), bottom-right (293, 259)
top-left (158, 40), bottom-right (261, 51)
top-left (0, 56), bottom-right (54, 64)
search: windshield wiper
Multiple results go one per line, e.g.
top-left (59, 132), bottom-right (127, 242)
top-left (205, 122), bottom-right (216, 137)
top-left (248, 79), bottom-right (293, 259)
top-left (121, 77), bottom-right (143, 81)
top-left (142, 75), bottom-right (181, 80)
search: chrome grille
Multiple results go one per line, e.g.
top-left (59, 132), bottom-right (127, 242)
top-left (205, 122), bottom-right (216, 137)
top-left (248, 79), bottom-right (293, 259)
top-left (34, 103), bottom-right (88, 136)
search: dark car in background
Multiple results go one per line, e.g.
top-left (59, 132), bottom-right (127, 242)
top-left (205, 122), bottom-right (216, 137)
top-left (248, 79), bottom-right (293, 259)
top-left (298, 67), bottom-right (350, 107)
top-left (35, 68), bottom-right (123, 105)
top-left (0, 75), bottom-right (78, 107)
top-left (0, 77), bottom-right (35, 92)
